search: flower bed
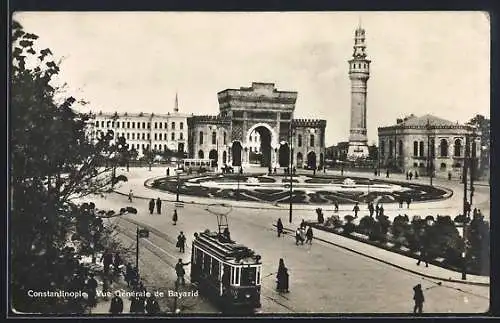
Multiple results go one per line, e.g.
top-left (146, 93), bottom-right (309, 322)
top-left (308, 213), bottom-right (489, 276)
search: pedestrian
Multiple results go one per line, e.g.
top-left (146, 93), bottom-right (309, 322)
top-left (175, 258), bottom-right (190, 286)
top-left (368, 202), bottom-right (374, 217)
top-left (374, 168), bottom-right (377, 176)
top-left (341, 166), bottom-right (344, 176)
top-left (176, 231), bottom-right (186, 253)
top-left (86, 273), bottom-right (98, 307)
top-left (313, 167), bottom-right (316, 176)
top-left (334, 200), bottom-right (339, 213)
top-left (167, 168), bottom-right (170, 176)
top-left (386, 169), bottom-right (390, 178)
top-left (305, 226), bottom-right (313, 244)
top-left (375, 204), bottom-right (380, 217)
top-left (299, 227), bottom-right (306, 245)
top-left (353, 202), bottom-right (360, 218)
top-left (415, 171), bottom-right (419, 179)
top-left (413, 284), bottom-right (425, 314)
top-left (125, 263), bottom-right (134, 287)
top-left (276, 258), bottom-right (289, 293)
top-left (156, 197), bottom-right (162, 214)
top-left (409, 171), bottom-right (413, 180)
top-left (293, 167), bottom-right (297, 175)
top-left (379, 204), bottom-right (385, 217)
top-left (239, 167), bottom-right (243, 175)
top-left (101, 250), bottom-right (113, 275)
top-left (300, 219), bottom-right (306, 229)
top-left (109, 292), bottom-right (124, 314)
top-left (268, 166), bottom-right (272, 175)
top-left (277, 218), bottom-right (284, 237)
top-left (148, 198), bottom-right (155, 215)
top-left (399, 198), bottom-right (403, 209)
top-left (448, 172), bottom-right (452, 181)
top-left (172, 209), bottom-right (178, 225)
top-left (113, 252), bottom-right (122, 274)
top-left (406, 171), bottom-right (409, 180)
top-left (145, 294), bottom-right (161, 314)
top-left (295, 228), bottom-right (303, 245)
top-left (222, 227), bottom-right (231, 242)
top-left (416, 244), bottom-right (429, 267)
top-left (128, 189), bottom-right (134, 203)
top-left (407, 197), bottom-right (412, 209)
top-left (130, 294), bottom-right (145, 313)
top-left (274, 167), bottom-right (277, 174)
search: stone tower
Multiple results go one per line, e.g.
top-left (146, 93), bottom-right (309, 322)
top-left (347, 24), bottom-right (371, 160)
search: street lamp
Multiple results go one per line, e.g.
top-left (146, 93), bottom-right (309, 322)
top-left (289, 126), bottom-right (295, 224)
top-left (426, 120), bottom-right (434, 186)
top-left (469, 127), bottom-right (477, 207)
top-left (461, 130), bottom-right (472, 280)
top-left (176, 168), bottom-right (180, 202)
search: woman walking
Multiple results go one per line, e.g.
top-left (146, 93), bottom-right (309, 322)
top-left (276, 258), bottom-right (289, 293)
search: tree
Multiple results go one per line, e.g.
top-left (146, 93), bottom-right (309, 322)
top-left (467, 114), bottom-right (490, 175)
top-left (11, 20), bottom-right (127, 313)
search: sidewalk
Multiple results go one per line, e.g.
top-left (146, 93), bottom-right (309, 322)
top-left (278, 222), bottom-right (489, 286)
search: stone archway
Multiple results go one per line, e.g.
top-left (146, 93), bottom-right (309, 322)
top-left (231, 141), bottom-right (242, 166)
top-left (209, 149), bottom-right (218, 167)
top-left (297, 152), bottom-right (303, 168)
top-left (248, 126), bottom-right (273, 167)
top-left (279, 142), bottom-right (290, 167)
top-left (307, 151), bottom-right (317, 169)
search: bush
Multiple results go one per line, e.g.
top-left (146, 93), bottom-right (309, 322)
top-left (358, 216), bottom-right (376, 235)
top-left (343, 222), bottom-right (356, 235)
top-left (325, 215), bottom-right (343, 228)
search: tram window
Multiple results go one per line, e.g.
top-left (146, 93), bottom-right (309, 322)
top-left (222, 265), bottom-right (231, 287)
top-left (203, 254), bottom-right (211, 273)
top-left (235, 267), bottom-right (240, 285)
top-left (256, 267), bottom-right (261, 285)
top-left (211, 258), bottom-right (220, 279)
top-left (241, 267), bottom-right (257, 286)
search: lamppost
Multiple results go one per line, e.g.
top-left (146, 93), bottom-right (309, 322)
top-left (288, 125), bottom-right (295, 223)
top-left (461, 130), bottom-right (471, 280)
top-left (469, 126), bottom-right (477, 207)
top-left (426, 120), bottom-right (434, 186)
top-left (176, 167), bottom-right (180, 202)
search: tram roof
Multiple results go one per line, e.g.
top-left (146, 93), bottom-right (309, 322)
top-left (193, 230), bottom-right (262, 265)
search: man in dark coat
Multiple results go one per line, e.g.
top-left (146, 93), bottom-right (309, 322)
top-left (277, 218), bottom-right (284, 237)
top-left (276, 258), bottom-right (289, 293)
top-left (156, 198), bottom-right (162, 214)
top-left (175, 258), bottom-right (190, 286)
top-left (413, 284), bottom-right (425, 314)
top-left (353, 203), bottom-right (360, 218)
top-left (172, 209), bottom-right (178, 225)
top-left (368, 202), bottom-right (375, 218)
top-left (305, 226), bottom-right (313, 244)
top-left (407, 197), bottom-right (412, 209)
top-left (176, 231), bottom-right (186, 253)
top-left (86, 274), bottom-right (98, 307)
top-left (386, 169), bottom-right (390, 178)
top-left (130, 294), bottom-right (145, 313)
top-left (109, 292), bottom-right (124, 314)
top-left (148, 199), bottom-right (155, 215)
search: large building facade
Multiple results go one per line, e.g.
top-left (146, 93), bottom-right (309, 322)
top-left (378, 114), bottom-right (481, 176)
top-left (347, 25), bottom-right (371, 160)
top-left (188, 82), bottom-right (327, 169)
top-left (88, 95), bottom-right (190, 157)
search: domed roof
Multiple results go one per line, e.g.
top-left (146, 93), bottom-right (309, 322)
top-left (399, 114), bottom-right (457, 127)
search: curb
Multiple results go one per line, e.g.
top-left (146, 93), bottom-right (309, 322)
top-left (277, 225), bottom-right (489, 287)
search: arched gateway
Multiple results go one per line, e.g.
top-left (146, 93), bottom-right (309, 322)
top-left (187, 82), bottom-right (327, 169)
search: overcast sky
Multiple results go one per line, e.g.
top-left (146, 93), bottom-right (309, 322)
top-left (13, 11), bottom-right (490, 145)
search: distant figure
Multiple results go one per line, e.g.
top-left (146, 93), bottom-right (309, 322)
top-left (368, 202), bottom-right (375, 218)
top-left (268, 166), bottom-right (272, 175)
top-left (341, 167), bottom-right (344, 176)
top-left (406, 171), bottom-right (409, 180)
top-left (172, 209), bottom-right (178, 225)
top-left (222, 227), bottom-right (231, 242)
top-left (305, 226), bottom-right (313, 244)
top-left (398, 198), bottom-right (404, 208)
top-left (293, 167), bottom-right (297, 175)
top-left (86, 273), bottom-right (98, 307)
top-left (386, 169), bottom-right (390, 178)
top-left (375, 204), bottom-right (380, 217)
top-left (353, 203), bottom-right (360, 218)
top-left (277, 218), bottom-right (284, 237)
top-left (167, 168), bottom-right (170, 176)
top-left (379, 204), bottom-right (385, 217)
top-left (175, 258), bottom-right (190, 286)
top-left (300, 219), bottom-right (306, 229)
top-left (295, 228), bottom-right (304, 245)
top-left (334, 200), bottom-right (339, 213)
top-left (313, 168), bottom-right (316, 176)
top-left (113, 252), bottom-right (122, 274)
top-left (413, 284), bottom-right (425, 314)
top-left (374, 168), bottom-right (377, 176)
top-left (276, 258), bottom-right (289, 293)
top-left (417, 243), bottom-right (429, 267)
top-left (176, 231), bottom-right (186, 253)
top-left (407, 197), bottom-right (412, 209)
top-left (415, 171), bottom-right (419, 179)
top-left (101, 250), bottom-right (113, 275)
top-left (109, 292), bottom-right (124, 314)
top-left (125, 263), bottom-right (134, 287)
top-left (156, 198), bottom-right (162, 214)
top-left (128, 190), bottom-right (134, 203)
top-left (239, 167), bottom-right (243, 175)
top-left (409, 171), bottom-right (413, 180)
top-left (148, 199), bottom-right (155, 215)
top-left (274, 167), bottom-right (277, 174)
top-left (448, 172), bottom-right (452, 181)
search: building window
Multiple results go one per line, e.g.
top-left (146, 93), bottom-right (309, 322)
top-left (154, 144), bottom-right (157, 150)
top-left (212, 132), bottom-right (216, 145)
top-left (413, 141), bottom-right (418, 156)
top-left (159, 122), bottom-right (162, 129)
top-left (419, 141), bottom-right (424, 157)
top-left (147, 122), bottom-right (151, 129)
top-left (440, 162), bottom-right (447, 169)
top-left (159, 133), bottom-right (162, 140)
top-left (440, 139), bottom-right (448, 157)
top-left (137, 122), bottom-right (140, 129)
top-left (95, 121), bottom-right (99, 127)
top-left (180, 133), bottom-right (183, 140)
top-left (310, 134), bottom-right (315, 147)
top-left (126, 122), bottom-right (130, 128)
top-left (164, 144), bottom-right (167, 151)
top-left (142, 122), bottom-right (145, 129)
top-left (116, 122), bottom-right (120, 128)
top-left (171, 132), bottom-right (175, 140)
top-left (112, 121), bottom-right (115, 128)
top-left (132, 122), bottom-right (135, 129)
top-left (147, 133), bottom-right (150, 140)
top-left (199, 131), bottom-right (204, 145)
top-left (126, 133), bottom-right (130, 140)
top-left (180, 122), bottom-right (184, 130)
top-left (454, 139), bottom-right (462, 157)
top-left (164, 122), bottom-right (167, 129)
top-left (249, 136), bottom-right (252, 142)
top-left (142, 133), bottom-right (145, 140)
top-left (298, 134), bottom-right (302, 147)
top-left (198, 150), bottom-right (204, 159)
top-left (172, 122), bottom-right (176, 130)
top-left (154, 133), bottom-right (157, 140)
top-left (154, 122), bottom-right (157, 129)
top-left (223, 132), bottom-right (227, 145)
top-left (380, 141), bottom-right (385, 156)
top-left (132, 133), bottom-right (135, 140)
top-left (389, 140), bottom-right (393, 157)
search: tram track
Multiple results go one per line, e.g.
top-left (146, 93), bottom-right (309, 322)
top-left (110, 216), bottom-right (297, 313)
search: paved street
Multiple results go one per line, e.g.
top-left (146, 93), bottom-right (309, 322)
top-left (78, 167), bottom-right (490, 313)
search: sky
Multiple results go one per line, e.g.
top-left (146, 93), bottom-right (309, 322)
top-left (13, 11), bottom-right (490, 145)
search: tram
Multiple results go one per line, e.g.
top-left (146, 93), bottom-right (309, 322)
top-left (190, 229), bottom-right (262, 312)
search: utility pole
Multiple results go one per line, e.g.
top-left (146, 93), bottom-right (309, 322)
top-left (176, 168), bottom-right (180, 202)
top-left (470, 128), bottom-right (476, 207)
top-left (426, 120), bottom-right (434, 186)
top-left (462, 133), bottom-right (470, 280)
top-left (289, 125), bottom-right (294, 224)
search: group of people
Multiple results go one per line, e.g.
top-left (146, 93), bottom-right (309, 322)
top-left (295, 220), bottom-right (314, 245)
top-left (101, 250), bottom-right (123, 276)
top-left (406, 170), bottom-right (419, 180)
top-left (366, 201), bottom-right (385, 218)
top-left (148, 198), bottom-right (162, 214)
top-left (397, 197), bottom-right (413, 209)
top-left (108, 282), bottom-right (161, 314)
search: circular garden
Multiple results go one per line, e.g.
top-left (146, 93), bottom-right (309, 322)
top-left (150, 174), bottom-right (450, 205)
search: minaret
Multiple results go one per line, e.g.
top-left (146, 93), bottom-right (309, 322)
top-left (347, 23), bottom-right (371, 160)
top-left (174, 92), bottom-right (179, 113)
